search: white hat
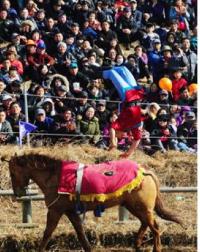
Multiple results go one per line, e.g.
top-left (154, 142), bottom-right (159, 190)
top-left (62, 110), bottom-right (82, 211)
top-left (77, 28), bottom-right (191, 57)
top-left (2, 94), bottom-right (12, 101)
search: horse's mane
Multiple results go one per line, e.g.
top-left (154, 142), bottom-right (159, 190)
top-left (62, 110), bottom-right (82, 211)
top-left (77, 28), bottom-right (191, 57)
top-left (14, 153), bottom-right (62, 171)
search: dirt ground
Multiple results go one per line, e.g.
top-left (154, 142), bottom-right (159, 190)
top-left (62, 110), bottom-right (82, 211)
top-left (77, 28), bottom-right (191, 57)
top-left (0, 145), bottom-right (197, 251)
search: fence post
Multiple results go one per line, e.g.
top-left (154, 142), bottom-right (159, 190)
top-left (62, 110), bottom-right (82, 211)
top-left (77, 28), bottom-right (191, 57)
top-left (23, 82), bottom-right (30, 146)
top-left (22, 200), bottom-right (32, 223)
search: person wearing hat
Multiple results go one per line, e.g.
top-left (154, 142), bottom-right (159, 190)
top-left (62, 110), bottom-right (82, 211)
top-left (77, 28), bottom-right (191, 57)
top-left (26, 40), bottom-right (55, 81)
top-left (150, 113), bottom-right (176, 153)
top-left (73, 90), bottom-right (91, 119)
top-left (32, 107), bottom-right (54, 146)
top-left (41, 98), bottom-right (56, 118)
top-left (0, 106), bottom-right (14, 144)
top-left (147, 39), bottom-right (162, 82)
top-left (161, 45), bottom-right (173, 76)
top-left (1, 94), bottom-right (13, 114)
top-left (177, 110), bottom-right (197, 151)
top-left (96, 1), bottom-right (114, 26)
top-left (35, 9), bottom-right (46, 31)
top-left (95, 100), bottom-right (110, 132)
top-left (53, 84), bottom-right (75, 114)
top-left (66, 62), bottom-right (90, 96)
top-left (116, 6), bottom-right (135, 50)
top-left (167, 44), bottom-right (188, 76)
top-left (20, 19), bottom-right (35, 35)
top-left (36, 41), bottom-right (49, 58)
top-left (129, 0), bottom-right (142, 31)
top-left (57, 11), bottom-right (72, 35)
top-left (109, 89), bottom-right (145, 158)
top-left (157, 89), bottom-right (170, 107)
top-left (10, 33), bottom-right (24, 57)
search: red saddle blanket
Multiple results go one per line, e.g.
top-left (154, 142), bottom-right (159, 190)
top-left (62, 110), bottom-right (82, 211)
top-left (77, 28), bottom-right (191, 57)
top-left (58, 159), bottom-right (144, 202)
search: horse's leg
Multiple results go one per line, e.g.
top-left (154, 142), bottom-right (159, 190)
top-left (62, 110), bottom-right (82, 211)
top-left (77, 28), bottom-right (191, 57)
top-left (146, 210), bottom-right (161, 252)
top-left (135, 222), bottom-right (148, 250)
top-left (39, 209), bottom-right (62, 252)
top-left (66, 212), bottom-right (92, 252)
top-left (124, 203), bottom-right (148, 250)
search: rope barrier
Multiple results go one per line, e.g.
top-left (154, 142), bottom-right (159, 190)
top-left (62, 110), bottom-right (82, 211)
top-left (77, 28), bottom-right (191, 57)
top-left (0, 92), bottom-right (197, 109)
top-left (0, 131), bottom-right (197, 140)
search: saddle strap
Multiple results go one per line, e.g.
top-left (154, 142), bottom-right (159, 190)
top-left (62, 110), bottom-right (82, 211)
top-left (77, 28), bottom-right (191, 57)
top-left (75, 163), bottom-right (85, 194)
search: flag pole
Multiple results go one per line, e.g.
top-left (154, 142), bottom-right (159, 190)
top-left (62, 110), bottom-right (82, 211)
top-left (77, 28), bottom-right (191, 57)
top-left (23, 82), bottom-right (30, 147)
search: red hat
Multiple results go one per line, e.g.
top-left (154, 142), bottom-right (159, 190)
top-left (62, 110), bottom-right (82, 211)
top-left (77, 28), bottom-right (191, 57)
top-left (125, 89), bottom-right (144, 102)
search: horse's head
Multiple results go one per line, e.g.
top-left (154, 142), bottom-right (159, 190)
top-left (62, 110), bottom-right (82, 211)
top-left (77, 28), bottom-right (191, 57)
top-left (9, 154), bottom-right (30, 197)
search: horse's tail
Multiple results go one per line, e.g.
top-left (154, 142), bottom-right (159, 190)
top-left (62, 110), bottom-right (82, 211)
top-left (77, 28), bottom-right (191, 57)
top-left (144, 171), bottom-right (184, 227)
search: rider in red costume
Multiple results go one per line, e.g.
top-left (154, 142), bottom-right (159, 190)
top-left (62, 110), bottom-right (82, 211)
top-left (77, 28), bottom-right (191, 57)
top-left (109, 89), bottom-right (145, 158)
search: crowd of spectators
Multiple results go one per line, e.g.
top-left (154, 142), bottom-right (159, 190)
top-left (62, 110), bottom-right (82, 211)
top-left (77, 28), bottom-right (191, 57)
top-left (0, 0), bottom-right (197, 154)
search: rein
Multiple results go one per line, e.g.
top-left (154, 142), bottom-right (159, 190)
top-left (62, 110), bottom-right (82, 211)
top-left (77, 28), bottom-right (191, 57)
top-left (46, 195), bottom-right (61, 209)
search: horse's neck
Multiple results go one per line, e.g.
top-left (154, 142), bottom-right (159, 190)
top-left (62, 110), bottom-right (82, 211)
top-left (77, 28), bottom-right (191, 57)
top-left (29, 160), bottom-right (61, 197)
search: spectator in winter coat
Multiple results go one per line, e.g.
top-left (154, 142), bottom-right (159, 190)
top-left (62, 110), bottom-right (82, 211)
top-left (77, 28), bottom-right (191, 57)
top-left (177, 86), bottom-right (194, 106)
top-left (0, 107), bottom-right (13, 144)
top-left (41, 98), bottom-right (56, 118)
top-left (177, 111), bottom-right (197, 150)
top-left (32, 108), bottom-right (55, 145)
top-left (7, 101), bottom-right (25, 142)
top-left (65, 62), bottom-right (90, 95)
top-left (171, 68), bottom-right (187, 102)
top-left (5, 50), bottom-right (24, 75)
top-left (54, 41), bottom-right (75, 73)
top-left (0, 80), bottom-right (8, 104)
top-left (53, 107), bottom-right (78, 143)
top-left (181, 37), bottom-right (197, 82)
top-left (77, 106), bottom-right (100, 145)
top-left (148, 39), bottom-right (163, 83)
top-left (142, 23), bottom-right (160, 51)
top-left (150, 113), bottom-right (178, 153)
top-left (157, 89), bottom-right (170, 109)
top-left (73, 91), bottom-right (91, 118)
top-left (96, 21), bottom-right (117, 50)
top-left (3, 66), bottom-right (22, 85)
top-left (116, 7), bottom-right (136, 50)
top-left (53, 85), bottom-right (75, 114)
top-left (95, 100), bottom-right (110, 132)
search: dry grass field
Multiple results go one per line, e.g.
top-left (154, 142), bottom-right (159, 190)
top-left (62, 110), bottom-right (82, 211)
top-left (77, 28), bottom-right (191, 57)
top-left (0, 145), bottom-right (197, 251)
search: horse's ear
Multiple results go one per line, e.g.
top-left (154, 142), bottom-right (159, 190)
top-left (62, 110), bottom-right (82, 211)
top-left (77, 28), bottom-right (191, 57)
top-left (0, 155), bottom-right (10, 162)
top-left (14, 152), bottom-right (18, 157)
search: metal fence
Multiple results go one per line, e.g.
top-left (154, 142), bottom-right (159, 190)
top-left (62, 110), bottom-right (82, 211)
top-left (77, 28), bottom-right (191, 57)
top-left (0, 187), bottom-right (197, 225)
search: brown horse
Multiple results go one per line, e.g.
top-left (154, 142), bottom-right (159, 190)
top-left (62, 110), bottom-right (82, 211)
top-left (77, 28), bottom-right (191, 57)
top-left (7, 153), bottom-right (183, 252)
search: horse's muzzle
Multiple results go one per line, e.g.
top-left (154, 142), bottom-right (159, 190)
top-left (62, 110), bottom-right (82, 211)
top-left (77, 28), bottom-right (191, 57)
top-left (14, 188), bottom-right (27, 197)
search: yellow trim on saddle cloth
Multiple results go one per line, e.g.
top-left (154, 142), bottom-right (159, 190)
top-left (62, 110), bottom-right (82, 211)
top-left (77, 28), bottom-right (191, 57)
top-left (69, 166), bottom-right (145, 202)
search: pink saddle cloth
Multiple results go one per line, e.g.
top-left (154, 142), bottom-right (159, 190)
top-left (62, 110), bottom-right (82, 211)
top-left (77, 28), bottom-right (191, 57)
top-left (58, 159), bottom-right (144, 202)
